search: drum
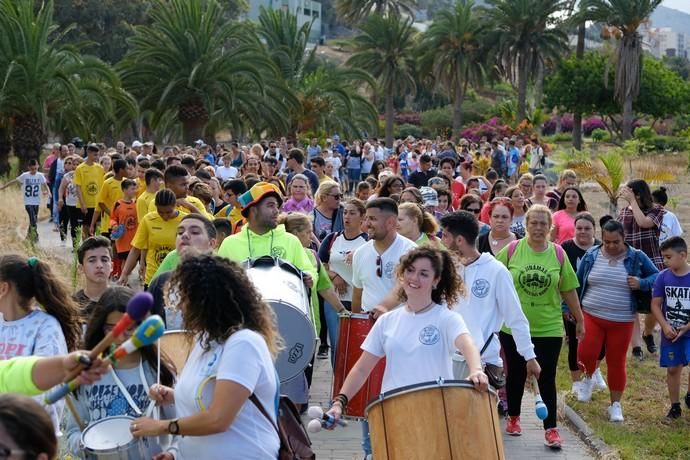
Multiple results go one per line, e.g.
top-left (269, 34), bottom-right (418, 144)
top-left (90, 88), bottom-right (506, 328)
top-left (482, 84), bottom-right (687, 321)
top-left (245, 256), bottom-right (316, 383)
top-left (159, 330), bottom-right (193, 373)
top-left (82, 415), bottom-right (161, 460)
top-left (452, 351), bottom-right (469, 380)
top-left (332, 313), bottom-right (385, 419)
top-left (366, 380), bottom-right (505, 460)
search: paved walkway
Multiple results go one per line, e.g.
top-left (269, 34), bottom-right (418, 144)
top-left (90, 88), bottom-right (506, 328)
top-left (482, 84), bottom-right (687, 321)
top-left (32, 219), bottom-right (594, 460)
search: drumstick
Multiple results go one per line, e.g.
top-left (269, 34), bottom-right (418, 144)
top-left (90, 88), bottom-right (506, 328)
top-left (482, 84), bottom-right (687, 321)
top-left (63, 292), bottom-right (153, 383)
top-left (532, 376), bottom-right (548, 420)
top-left (65, 394), bottom-right (85, 431)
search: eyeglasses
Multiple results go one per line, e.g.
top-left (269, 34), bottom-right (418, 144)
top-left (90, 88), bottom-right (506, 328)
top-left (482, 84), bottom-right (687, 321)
top-left (376, 255), bottom-right (382, 278)
top-left (329, 194), bottom-right (343, 200)
top-left (466, 207), bottom-right (481, 214)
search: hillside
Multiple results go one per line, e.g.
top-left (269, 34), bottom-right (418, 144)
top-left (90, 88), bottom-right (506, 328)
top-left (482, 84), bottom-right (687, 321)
top-left (650, 5), bottom-right (690, 36)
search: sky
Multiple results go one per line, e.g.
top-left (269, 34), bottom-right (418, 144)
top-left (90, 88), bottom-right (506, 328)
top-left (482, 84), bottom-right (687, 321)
top-left (662, 0), bottom-right (690, 15)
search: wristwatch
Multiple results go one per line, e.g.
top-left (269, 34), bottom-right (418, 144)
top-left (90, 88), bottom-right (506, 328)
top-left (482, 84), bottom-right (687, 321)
top-left (168, 419), bottom-right (180, 435)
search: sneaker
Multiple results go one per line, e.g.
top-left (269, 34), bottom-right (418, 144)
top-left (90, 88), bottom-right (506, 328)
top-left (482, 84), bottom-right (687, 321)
top-left (608, 401), bottom-right (624, 422)
top-left (667, 403), bottom-right (682, 419)
top-left (643, 334), bottom-right (657, 354)
top-left (505, 416), bottom-right (522, 436)
top-left (685, 393), bottom-right (690, 409)
top-left (497, 399), bottom-right (508, 416)
top-left (317, 344), bottom-right (329, 359)
top-left (544, 428), bottom-right (562, 449)
top-left (632, 346), bottom-right (644, 361)
top-left (577, 377), bottom-right (595, 402)
top-left (593, 368), bottom-right (608, 391)
top-left (571, 380), bottom-right (583, 398)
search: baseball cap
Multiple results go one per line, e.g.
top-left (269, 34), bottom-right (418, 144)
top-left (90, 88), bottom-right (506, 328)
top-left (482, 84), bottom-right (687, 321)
top-left (131, 140), bottom-right (143, 148)
top-left (420, 186), bottom-right (438, 207)
top-left (238, 182), bottom-right (283, 217)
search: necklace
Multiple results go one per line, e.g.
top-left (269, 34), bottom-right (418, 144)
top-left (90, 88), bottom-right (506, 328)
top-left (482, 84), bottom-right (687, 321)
top-left (490, 232), bottom-right (512, 246)
top-left (407, 300), bottom-right (435, 315)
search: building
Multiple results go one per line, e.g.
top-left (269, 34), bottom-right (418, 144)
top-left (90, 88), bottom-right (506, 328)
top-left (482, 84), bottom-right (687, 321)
top-left (245, 0), bottom-right (322, 43)
top-left (643, 27), bottom-right (688, 58)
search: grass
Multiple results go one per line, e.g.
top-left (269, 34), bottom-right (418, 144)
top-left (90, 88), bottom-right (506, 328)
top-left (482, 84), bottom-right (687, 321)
top-left (556, 339), bottom-right (690, 460)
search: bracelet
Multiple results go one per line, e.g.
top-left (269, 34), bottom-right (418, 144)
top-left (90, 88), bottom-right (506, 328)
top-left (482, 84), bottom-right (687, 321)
top-left (332, 393), bottom-right (348, 411)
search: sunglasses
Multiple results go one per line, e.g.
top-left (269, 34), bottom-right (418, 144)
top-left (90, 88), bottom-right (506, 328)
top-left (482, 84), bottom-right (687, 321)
top-left (329, 194), bottom-right (343, 200)
top-left (376, 255), bottom-right (382, 277)
top-left (466, 207), bottom-right (481, 214)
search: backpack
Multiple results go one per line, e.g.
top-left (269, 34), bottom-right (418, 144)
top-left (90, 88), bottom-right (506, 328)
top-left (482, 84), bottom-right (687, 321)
top-left (250, 394), bottom-right (315, 460)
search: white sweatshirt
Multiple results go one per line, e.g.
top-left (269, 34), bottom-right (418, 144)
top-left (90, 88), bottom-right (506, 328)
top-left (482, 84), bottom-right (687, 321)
top-left (453, 253), bottom-right (536, 366)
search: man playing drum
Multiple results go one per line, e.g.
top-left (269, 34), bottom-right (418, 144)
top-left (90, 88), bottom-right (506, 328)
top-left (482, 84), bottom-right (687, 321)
top-left (440, 211), bottom-right (541, 384)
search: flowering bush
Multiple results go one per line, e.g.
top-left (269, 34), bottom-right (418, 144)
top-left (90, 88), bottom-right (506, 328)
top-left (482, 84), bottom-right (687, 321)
top-left (394, 112), bottom-right (421, 126)
top-left (542, 115), bottom-right (574, 135)
top-left (583, 117), bottom-right (606, 136)
top-left (460, 117), bottom-right (514, 142)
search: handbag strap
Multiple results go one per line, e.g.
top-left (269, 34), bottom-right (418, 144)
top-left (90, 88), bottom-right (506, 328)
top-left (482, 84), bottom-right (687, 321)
top-left (249, 394), bottom-right (280, 436)
top-left (479, 332), bottom-right (497, 357)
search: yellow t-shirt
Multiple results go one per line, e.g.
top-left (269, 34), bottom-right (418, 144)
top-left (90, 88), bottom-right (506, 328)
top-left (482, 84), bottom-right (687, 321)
top-left (136, 178), bottom-right (146, 198)
top-left (136, 190), bottom-right (156, 222)
top-left (148, 193), bottom-right (210, 218)
top-left (131, 210), bottom-right (184, 285)
top-left (73, 162), bottom-right (105, 209)
top-left (214, 205), bottom-right (243, 228)
top-left (97, 177), bottom-right (123, 233)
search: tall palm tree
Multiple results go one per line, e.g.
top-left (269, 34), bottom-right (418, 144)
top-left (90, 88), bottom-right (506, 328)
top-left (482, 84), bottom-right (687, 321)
top-left (482, 0), bottom-right (569, 124)
top-left (419, 0), bottom-right (485, 139)
top-left (347, 15), bottom-right (417, 147)
top-left (336, 0), bottom-right (417, 26)
top-left (119, 0), bottom-right (293, 143)
top-left (579, 0), bottom-right (662, 139)
top-left (0, 0), bottom-right (125, 171)
top-left (257, 7), bottom-right (377, 138)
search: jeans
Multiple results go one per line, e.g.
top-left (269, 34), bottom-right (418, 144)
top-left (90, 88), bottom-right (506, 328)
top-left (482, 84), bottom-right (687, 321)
top-left (362, 420), bottom-right (372, 455)
top-left (323, 301), bottom-right (340, 365)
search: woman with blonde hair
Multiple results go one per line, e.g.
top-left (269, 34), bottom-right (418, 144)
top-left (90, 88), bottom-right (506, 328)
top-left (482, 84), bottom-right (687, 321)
top-left (397, 202), bottom-right (441, 246)
top-left (313, 182), bottom-right (344, 241)
top-left (132, 254), bottom-right (282, 459)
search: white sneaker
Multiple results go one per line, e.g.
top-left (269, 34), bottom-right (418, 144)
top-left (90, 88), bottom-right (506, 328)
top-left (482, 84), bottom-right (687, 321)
top-left (571, 380), bottom-right (583, 397)
top-left (577, 377), bottom-right (595, 402)
top-left (593, 368), bottom-right (608, 391)
top-left (608, 401), bottom-right (624, 422)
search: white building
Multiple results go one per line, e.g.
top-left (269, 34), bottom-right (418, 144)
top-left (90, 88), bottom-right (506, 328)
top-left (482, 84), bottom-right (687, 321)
top-left (644, 27), bottom-right (687, 58)
top-left (245, 0), bottom-right (322, 43)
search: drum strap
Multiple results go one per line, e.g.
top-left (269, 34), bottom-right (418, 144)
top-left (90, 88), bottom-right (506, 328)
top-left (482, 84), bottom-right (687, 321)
top-left (110, 360), bottom-right (148, 416)
top-left (247, 227), bottom-right (274, 258)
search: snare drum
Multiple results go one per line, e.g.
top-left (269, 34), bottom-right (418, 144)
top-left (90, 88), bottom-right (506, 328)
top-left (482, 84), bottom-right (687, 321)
top-left (366, 380), bottom-right (505, 460)
top-left (159, 330), bottom-right (193, 374)
top-left (82, 415), bottom-right (161, 460)
top-left (332, 313), bottom-right (385, 419)
top-left (245, 256), bottom-right (317, 383)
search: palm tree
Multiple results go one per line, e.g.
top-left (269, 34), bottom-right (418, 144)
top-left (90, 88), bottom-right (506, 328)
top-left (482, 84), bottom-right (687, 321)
top-left (257, 7), bottom-right (377, 138)
top-left (579, 0), bottom-right (662, 140)
top-left (0, 0), bottom-right (126, 171)
top-left (119, 0), bottom-right (293, 144)
top-left (336, 0), bottom-right (417, 25)
top-left (482, 0), bottom-right (569, 124)
top-left (347, 15), bottom-right (417, 147)
top-left (419, 0), bottom-right (485, 139)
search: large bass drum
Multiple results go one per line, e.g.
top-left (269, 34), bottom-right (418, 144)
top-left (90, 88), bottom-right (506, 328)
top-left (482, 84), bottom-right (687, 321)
top-left (244, 256), bottom-right (317, 383)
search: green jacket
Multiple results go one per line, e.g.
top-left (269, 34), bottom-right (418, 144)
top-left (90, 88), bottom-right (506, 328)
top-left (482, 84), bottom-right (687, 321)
top-left (0, 356), bottom-right (41, 395)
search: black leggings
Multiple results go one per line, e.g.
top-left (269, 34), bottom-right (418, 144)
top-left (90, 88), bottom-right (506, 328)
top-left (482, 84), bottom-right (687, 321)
top-left (500, 332), bottom-right (561, 430)
top-left (66, 205), bottom-right (83, 240)
top-left (564, 317), bottom-right (605, 372)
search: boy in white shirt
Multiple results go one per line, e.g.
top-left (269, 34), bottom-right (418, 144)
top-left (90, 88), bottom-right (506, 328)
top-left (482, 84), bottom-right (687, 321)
top-left (0, 159), bottom-right (51, 241)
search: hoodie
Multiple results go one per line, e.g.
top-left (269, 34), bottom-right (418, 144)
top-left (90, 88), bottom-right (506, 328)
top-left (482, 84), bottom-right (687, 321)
top-left (453, 253), bottom-right (536, 366)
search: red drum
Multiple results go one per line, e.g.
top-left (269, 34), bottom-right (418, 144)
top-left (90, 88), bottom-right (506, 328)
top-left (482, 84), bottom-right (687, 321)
top-left (332, 313), bottom-right (386, 419)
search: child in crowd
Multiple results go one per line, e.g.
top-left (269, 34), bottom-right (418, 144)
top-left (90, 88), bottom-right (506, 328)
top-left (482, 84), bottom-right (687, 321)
top-left (73, 236), bottom-right (113, 321)
top-left (0, 159), bottom-right (52, 241)
top-left (651, 236), bottom-right (690, 419)
top-left (110, 179), bottom-right (139, 280)
top-left (136, 168), bottom-right (164, 221)
top-left (356, 181), bottom-right (371, 201)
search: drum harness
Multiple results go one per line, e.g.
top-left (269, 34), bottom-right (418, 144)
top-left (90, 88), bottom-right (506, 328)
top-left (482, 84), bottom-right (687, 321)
top-left (109, 360), bottom-right (148, 416)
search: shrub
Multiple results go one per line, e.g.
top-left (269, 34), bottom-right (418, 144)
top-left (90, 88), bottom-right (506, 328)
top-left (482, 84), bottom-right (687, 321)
top-left (633, 126), bottom-right (655, 143)
top-left (649, 135), bottom-right (689, 152)
top-left (560, 115), bottom-right (574, 133)
top-left (462, 98), bottom-right (494, 125)
top-left (394, 112), bottom-right (421, 126)
top-left (591, 128), bottom-right (609, 142)
top-left (397, 123), bottom-right (423, 139)
top-left (583, 117), bottom-right (606, 136)
top-left (542, 118), bottom-right (557, 136)
top-left (420, 106), bottom-right (452, 137)
top-left (459, 118), bottom-right (514, 143)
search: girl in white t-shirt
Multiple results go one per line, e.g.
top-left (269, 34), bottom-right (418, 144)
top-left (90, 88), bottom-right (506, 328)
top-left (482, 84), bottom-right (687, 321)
top-left (131, 254), bottom-right (281, 460)
top-left (0, 254), bottom-right (82, 434)
top-left (329, 246), bottom-right (488, 422)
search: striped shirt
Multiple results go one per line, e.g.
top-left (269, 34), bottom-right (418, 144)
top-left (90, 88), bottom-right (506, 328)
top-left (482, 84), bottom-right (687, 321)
top-left (581, 253), bottom-right (634, 322)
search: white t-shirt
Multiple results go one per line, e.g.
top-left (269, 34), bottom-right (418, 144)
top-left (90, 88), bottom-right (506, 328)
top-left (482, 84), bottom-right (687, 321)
top-left (351, 234), bottom-right (416, 310)
top-left (215, 165), bottom-right (238, 182)
top-left (362, 304), bottom-right (469, 393)
top-left (174, 329), bottom-right (279, 460)
top-left (322, 232), bottom-right (368, 301)
top-left (0, 309), bottom-right (67, 434)
top-left (17, 171), bottom-right (47, 206)
top-left (660, 209), bottom-right (683, 243)
top-left (326, 156), bottom-right (342, 181)
top-left (63, 171), bottom-right (78, 207)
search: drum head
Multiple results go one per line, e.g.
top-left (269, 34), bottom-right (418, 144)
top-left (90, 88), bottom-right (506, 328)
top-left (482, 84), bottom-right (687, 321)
top-left (271, 301), bottom-right (316, 383)
top-left (82, 416), bottom-right (135, 449)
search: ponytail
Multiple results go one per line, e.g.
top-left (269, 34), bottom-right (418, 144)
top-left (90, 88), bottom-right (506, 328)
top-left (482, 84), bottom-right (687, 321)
top-left (420, 210), bottom-right (439, 236)
top-left (0, 255), bottom-right (81, 351)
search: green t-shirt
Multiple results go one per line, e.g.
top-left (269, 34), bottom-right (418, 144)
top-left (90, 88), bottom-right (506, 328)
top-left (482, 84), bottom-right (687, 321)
top-left (496, 239), bottom-right (579, 337)
top-left (153, 250), bottom-right (180, 279)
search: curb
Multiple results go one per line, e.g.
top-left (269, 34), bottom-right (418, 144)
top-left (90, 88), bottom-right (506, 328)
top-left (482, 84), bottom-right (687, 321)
top-left (562, 402), bottom-right (620, 460)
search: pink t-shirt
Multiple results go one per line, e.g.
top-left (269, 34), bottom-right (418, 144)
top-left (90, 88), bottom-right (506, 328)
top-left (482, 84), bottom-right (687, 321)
top-left (552, 210), bottom-right (575, 244)
top-left (283, 197), bottom-right (314, 214)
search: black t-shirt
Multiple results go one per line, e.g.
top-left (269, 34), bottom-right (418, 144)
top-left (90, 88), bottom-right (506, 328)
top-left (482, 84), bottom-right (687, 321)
top-left (477, 232), bottom-right (519, 256)
top-left (408, 169), bottom-right (437, 188)
top-left (560, 239), bottom-right (600, 271)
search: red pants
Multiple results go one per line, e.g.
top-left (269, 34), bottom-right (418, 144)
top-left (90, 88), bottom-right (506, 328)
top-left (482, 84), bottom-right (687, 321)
top-left (578, 312), bottom-right (634, 392)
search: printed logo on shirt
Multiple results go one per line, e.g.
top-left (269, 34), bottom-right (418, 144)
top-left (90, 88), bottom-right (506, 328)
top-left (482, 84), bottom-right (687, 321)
top-left (471, 279), bottom-right (491, 298)
top-left (663, 286), bottom-right (690, 329)
top-left (271, 246), bottom-right (286, 259)
top-left (155, 246), bottom-right (174, 265)
top-left (125, 215), bottom-right (137, 230)
top-left (419, 325), bottom-right (440, 345)
top-left (517, 264), bottom-right (552, 297)
top-left (384, 261), bottom-right (396, 279)
top-left (87, 182), bottom-right (98, 196)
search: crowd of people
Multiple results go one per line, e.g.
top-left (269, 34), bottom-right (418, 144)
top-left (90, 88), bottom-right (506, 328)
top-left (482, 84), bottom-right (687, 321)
top-left (0, 133), bottom-right (688, 459)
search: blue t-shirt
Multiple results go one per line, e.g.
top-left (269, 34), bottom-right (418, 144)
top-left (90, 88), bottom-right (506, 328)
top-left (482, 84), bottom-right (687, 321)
top-left (653, 269), bottom-right (690, 343)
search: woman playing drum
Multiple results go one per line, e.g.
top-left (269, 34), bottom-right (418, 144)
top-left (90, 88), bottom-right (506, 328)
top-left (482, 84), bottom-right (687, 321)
top-left (131, 254), bottom-right (282, 460)
top-left (328, 246), bottom-right (488, 422)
